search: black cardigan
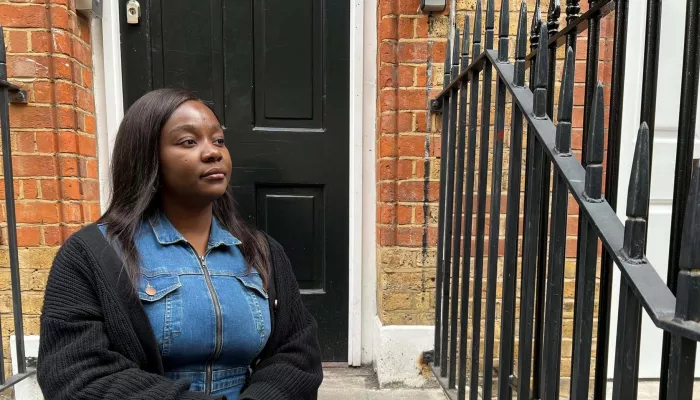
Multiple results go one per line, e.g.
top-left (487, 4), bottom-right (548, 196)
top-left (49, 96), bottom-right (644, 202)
top-left (37, 224), bottom-right (323, 400)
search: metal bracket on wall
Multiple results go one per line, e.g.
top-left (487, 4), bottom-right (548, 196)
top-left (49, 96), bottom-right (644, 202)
top-left (0, 80), bottom-right (28, 105)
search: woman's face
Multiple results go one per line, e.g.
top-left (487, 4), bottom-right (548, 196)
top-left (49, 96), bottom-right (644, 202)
top-left (159, 100), bottom-right (232, 206)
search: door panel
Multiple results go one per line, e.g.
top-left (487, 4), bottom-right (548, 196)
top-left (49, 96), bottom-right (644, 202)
top-left (119, 0), bottom-right (349, 361)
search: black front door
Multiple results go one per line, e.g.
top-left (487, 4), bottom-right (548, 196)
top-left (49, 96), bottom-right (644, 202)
top-left (119, 0), bottom-right (350, 361)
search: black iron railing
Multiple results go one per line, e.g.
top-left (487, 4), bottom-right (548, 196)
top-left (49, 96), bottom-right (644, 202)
top-left (0, 25), bottom-right (34, 392)
top-left (430, 0), bottom-right (700, 399)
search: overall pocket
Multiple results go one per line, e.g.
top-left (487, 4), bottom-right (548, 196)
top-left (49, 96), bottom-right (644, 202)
top-left (138, 274), bottom-right (183, 356)
top-left (234, 273), bottom-right (270, 352)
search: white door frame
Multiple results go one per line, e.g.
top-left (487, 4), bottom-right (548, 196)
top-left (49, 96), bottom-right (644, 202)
top-left (94, 0), bottom-right (377, 366)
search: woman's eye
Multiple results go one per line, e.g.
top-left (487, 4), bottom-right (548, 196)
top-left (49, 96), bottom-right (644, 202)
top-left (214, 138), bottom-right (226, 146)
top-left (180, 139), bottom-right (196, 146)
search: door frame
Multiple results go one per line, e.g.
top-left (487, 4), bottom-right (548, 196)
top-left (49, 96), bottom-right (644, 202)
top-left (94, 0), bottom-right (377, 366)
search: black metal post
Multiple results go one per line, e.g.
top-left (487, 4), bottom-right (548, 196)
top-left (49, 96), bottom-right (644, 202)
top-left (458, 9), bottom-right (482, 399)
top-left (661, 0), bottom-right (700, 394)
top-left (434, 39), bottom-right (453, 368)
top-left (0, 26), bottom-right (25, 378)
top-left (497, 4), bottom-right (526, 400)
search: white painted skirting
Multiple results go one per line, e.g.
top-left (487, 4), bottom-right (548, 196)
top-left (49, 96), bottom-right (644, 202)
top-left (372, 316), bottom-right (435, 388)
top-left (10, 335), bottom-right (42, 399)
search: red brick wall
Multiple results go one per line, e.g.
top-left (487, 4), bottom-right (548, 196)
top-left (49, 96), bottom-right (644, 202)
top-left (1, 0), bottom-right (98, 370)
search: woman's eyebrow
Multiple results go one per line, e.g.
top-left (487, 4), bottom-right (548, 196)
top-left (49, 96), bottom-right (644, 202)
top-left (167, 123), bottom-right (223, 135)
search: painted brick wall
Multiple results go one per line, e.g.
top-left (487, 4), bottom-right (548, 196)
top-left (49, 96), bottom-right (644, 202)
top-left (1, 0), bottom-right (98, 373)
top-left (376, 0), bottom-right (615, 390)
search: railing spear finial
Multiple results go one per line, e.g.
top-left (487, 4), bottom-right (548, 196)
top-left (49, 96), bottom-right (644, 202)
top-left (462, 15), bottom-right (471, 68)
top-left (622, 122), bottom-right (651, 261)
top-left (548, 0), bottom-right (561, 36)
top-left (472, 0), bottom-right (483, 61)
top-left (555, 46), bottom-right (575, 154)
top-left (513, 1), bottom-right (527, 86)
top-left (583, 82), bottom-right (605, 201)
top-left (676, 159), bottom-right (700, 321)
top-left (498, 0), bottom-right (510, 62)
top-left (530, 0), bottom-right (542, 51)
top-left (533, 23), bottom-right (549, 118)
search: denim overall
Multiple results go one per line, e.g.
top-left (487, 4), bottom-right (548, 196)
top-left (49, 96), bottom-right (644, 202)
top-left (99, 214), bottom-right (271, 400)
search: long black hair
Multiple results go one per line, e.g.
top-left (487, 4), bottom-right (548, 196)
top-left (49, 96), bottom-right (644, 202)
top-left (99, 88), bottom-right (270, 288)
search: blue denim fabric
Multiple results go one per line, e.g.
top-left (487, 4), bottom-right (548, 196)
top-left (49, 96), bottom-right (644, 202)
top-left (98, 213), bottom-right (271, 400)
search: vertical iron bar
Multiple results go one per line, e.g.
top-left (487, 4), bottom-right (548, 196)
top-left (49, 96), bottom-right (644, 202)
top-left (666, 159), bottom-right (700, 400)
top-left (0, 26), bottom-right (24, 377)
top-left (458, 8), bottom-right (482, 399)
top-left (470, 0), bottom-right (495, 396)
top-left (612, 122), bottom-right (651, 400)
top-left (483, 1), bottom-right (509, 397)
top-left (441, 29), bottom-right (462, 378)
top-left (434, 39), bottom-right (453, 368)
top-left (517, 23), bottom-right (548, 400)
top-left (448, 22), bottom-right (470, 389)
top-left (595, 1), bottom-right (630, 399)
top-left (661, 0), bottom-right (700, 393)
top-left (497, 5), bottom-right (527, 400)
top-left (571, 82), bottom-right (606, 400)
top-left (565, 0), bottom-right (581, 49)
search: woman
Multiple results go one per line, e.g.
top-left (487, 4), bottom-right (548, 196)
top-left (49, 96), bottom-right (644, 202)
top-left (37, 88), bottom-right (323, 400)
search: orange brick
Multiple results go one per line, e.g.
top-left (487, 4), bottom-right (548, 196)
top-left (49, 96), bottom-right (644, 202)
top-left (23, 180), bottom-right (38, 199)
top-left (88, 203), bottom-right (101, 222)
top-left (379, 42), bottom-right (398, 64)
top-left (378, 182), bottom-right (397, 202)
top-left (398, 42), bottom-right (428, 63)
top-left (379, 65), bottom-right (397, 88)
top-left (81, 180), bottom-right (99, 201)
top-left (398, 18), bottom-right (414, 39)
top-left (397, 159), bottom-right (414, 179)
top-left (60, 179), bottom-right (81, 200)
top-left (17, 226), bottom-right (41, 247)
top-left (398, 112), bottom-right (412, 132)
top-left (0, 4), bottom-right (48, 28)
top-left (7, 55), bottom-right (51, 78)
top-left (7, 30), bottom-right (29, 53)
top-left (380, 0), bottom-right (397, 16)
top-left (56, 106), bottom-right (76, 129)
top-left (15, 202), bottom-right (59, 224)
top-left (397, 205), bottom-right (413, 224)
top-left (379, 136), bottom-right (397, 157)
top-left (30, 31), bottom-right (51, 53)
top-left (77, 89), bottom-right (95, 113)
top-left (77, 135), bottom-right (96, 157)
top-left (378, 159), bottom-right (397, 180)
top-left (39, 180), bottom-right (59, 200)
top-left (378, 203), bottom-right (396, 224)
top-left (415, 18), bottom-right (429, 38)
top-left (55, 80), bottom-right (75, 104)
top-left (49, 5), bottom-right (71, 32)
top-left (398, 135), bottom-right (425, 156)
top-left (416, 65), bottom-right (428, 87)
top-left (51, 29), bottom-right (72, 56)
top-left (35, 131), bottom-right (55, 153)
top-left (81, 67), bottom-right (93, 89)
top-left (79, 20), bottom-right (91, 43)
top-left (84, 114), bottom-right (96, 134)
top-left (398, 65), bottom-right (414, 87)
top-left (57, 132), bottom-right (77, 153)
top-left (13, 155), bottom-right (56, 177)
top-left (398, 0), bottom-right (420, 14)
top-left (32, 81), bottom-right (53, 103)
top-left (52, 57), bottom-right (72, 80)
top-left (397, 226), bottom-right (425, 247)
top-left (378, 225), bottom-right (397, 246)
top-left (16, 132), bottom-right (35, 153)
top-left (380, 17), bottom-right (398, 40)
top-left (43, 226), bottom-right (61, 246)
top-left (58, 156), bottom-right (78, 176)
top-left (61, 202), bottom-right (82, 223)
top-left (85, 159), bottom-right (98, 179)
top-left (397, 89), bottom-right (426, 110)
top-left (9, 104), bottom-right (52, 128)
top-left (397, 181), bottom-right (439, 202)
top-left (380, 90), bottom-right (397, 112)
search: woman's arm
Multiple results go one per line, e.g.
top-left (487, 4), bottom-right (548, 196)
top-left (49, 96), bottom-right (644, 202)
top-left (239, 238), bottom-right (323, 400)
top-left (38, 237), bottom-right (222, 400)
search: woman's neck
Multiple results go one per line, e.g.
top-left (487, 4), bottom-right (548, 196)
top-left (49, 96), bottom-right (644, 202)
top-left (160, 200), bottom-right (213, 256)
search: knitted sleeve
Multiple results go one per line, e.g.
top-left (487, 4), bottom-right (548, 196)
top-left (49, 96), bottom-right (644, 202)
top-left (239, 238), bottom-right (323, 400)
top-left (37, 236), bottom-right (223, 400)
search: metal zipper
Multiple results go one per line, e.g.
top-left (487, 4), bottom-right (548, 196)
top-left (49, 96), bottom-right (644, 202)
top-left (194, 250), bottom-right (223, 395)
